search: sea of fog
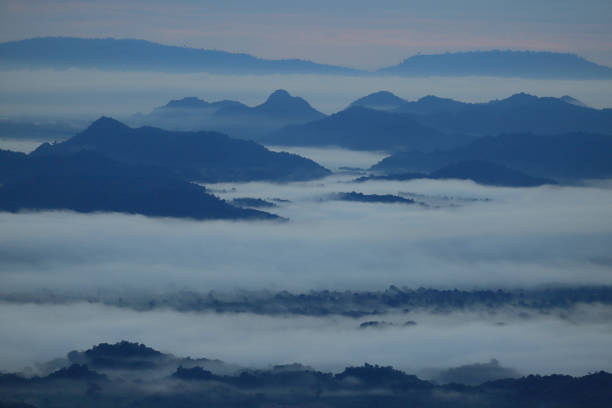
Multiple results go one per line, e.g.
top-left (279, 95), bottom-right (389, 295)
top-left (1, 147), bottom-right (612, 376)
top-left (1, 69), bottom-right (612, 119)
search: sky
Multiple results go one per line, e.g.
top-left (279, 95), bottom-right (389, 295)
top-left (1, 0), bottom-right (612, 69)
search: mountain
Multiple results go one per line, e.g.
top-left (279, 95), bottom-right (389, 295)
top-left (357, 160), bottom-right (555, 187)
top-left (402, 93), bottom-right (612, 136)
top-left (395, 94), bottom-right (472, 115)
top-left (0, 149), bottom-right (27, 182)
top-left (262, 106), bottom-right (470, 151)
top-left (430, 160), bottom-right (557, 186)
top-left (31, 117), bottom-right (330, 182)
top-left (378, 50), bottom-right (612, 79)
top-left (0, 151), bottom-right (278, 220)
top-left (211, 89), bottom-right (327, 139)
top-left (351, 92), bottom-right (612, 136)
top-left (130, 90), bottom-right (325, 140)
top-left (0, 37), bottom-right (361, 75)
top-left (371, 132), bottom-right (612, 180)
top-left (128, 96), bottom-right (247, 132)
top-left (349, 90), bottom-right (408, 111)
top-left (4, 38), bottom-right (611, 79)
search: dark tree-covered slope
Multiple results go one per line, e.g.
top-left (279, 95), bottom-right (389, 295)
top-left (0, 151), bottom-right (278, 220)
top-left (262, 106), bottom-right (467, 152)
top-left (30, 117), bottom-right (330, 182)
top-left (372, 132), bottom-right (612, 180)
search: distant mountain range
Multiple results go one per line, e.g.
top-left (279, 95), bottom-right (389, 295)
top-left (371, 132), bottom-right (612, 180)
top-left (349, 91), bottom-right (612, 136)
top-left (132, 89), bottom-right (326, 140)
top-left (2, 37), bottom-right (612, 78)
top-left (378, 50), bottom-right (612, 79)
top-left (262, 92), bottom-right (612, 152)
top-left (0, 37), bottom-right (359, 75)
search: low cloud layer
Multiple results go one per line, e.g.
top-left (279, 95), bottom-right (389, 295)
top-left (1, 70), bottom-right (611, 119)
top-left (1, 302), bottom-right (611, 378)
top-left (1, 147), bottom-right (611, 378)
top-left (1, 172), bottom-right (611, 294)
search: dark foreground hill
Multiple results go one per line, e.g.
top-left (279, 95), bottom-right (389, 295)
top-left (0, 151), bottom-right (278, 220)
top-left (31, 117), bottom-right (330, 182)
top-left (262, 106), bottom-right (470, 152)
top-left (372, 132), bottom-right (612, 180)
top-left (378, 50), bottom-right (612, 79)
top-left (1, 341), bottom-right (611, 408)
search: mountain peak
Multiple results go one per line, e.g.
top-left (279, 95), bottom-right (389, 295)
top-left (350, 91), bottom-right (407, 110)
top-left (163, 97), bottom-right (209, 109)
top-left (86, 116), bottom-right (129, 131)
top-left (259, 89), bottom-right (323, 118)
top-left (266, 89), bottom-right (293, 103)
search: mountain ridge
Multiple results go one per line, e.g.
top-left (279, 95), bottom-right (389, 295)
top-left (32, 116), bottom-right (331, 182)
top-left (2, 38), bottom-right (612, 78)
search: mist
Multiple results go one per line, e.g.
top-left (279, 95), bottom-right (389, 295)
top-left (1, 167), bottom-right (612, 295)
top-left (1, 301), bottom-right (611, 378)
top-left (1, 69), bottom-right (611, 119)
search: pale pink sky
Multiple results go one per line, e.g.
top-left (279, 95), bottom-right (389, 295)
top-left (1, 0), bottom-right (612, 69)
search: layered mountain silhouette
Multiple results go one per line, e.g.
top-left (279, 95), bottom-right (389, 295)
top-left (131, 89), bottom-right (325, 140)
top-left (3, 38), bottom-right (612, 79)
top-left (0, 37), bottom-right (360, 75)
top-left (349, 91), bottom-right (612, 136)
top-left (0, 150), bottom-right (279, 220)
top-left (378, 50), bottom-right (612, 79)
top-left (0, 118), bottom-right (333, 220)
top-left (349, 90), bottom-right (408, 111)
top-left (264, 92), bottom-right (611, 152)
top-left (372, 132), bottom-right (612, 180)
top-left (31, 117), bottom-right (330, 182)
top-left (2, 341), bottom-right (612, 408)
top-left (262, 106), bottom-right (470, 151)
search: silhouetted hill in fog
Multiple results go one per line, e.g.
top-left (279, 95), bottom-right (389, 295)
top-left (2, 341), bottom-right (611, 408)
top-left (262, 106), bottom-right (470, 151)
top-left (349, 92), bottom-right (612, 136)
top-left (130, 90), bottom-right (325, 140)
top-left (0, 37), bottom-right (361, 75)
top-left (372, 132), bottom-right (612, 180)
top-left (349, 90), bottom-right (408, 111)
top-left (0, 151), bottom-right (278, 220)
top-left (413, 93), bottom-right (612, 136)
top-left (31, 117), bottom-right (330, 182)
top-left (378, 50), bottom-right (612, 79)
